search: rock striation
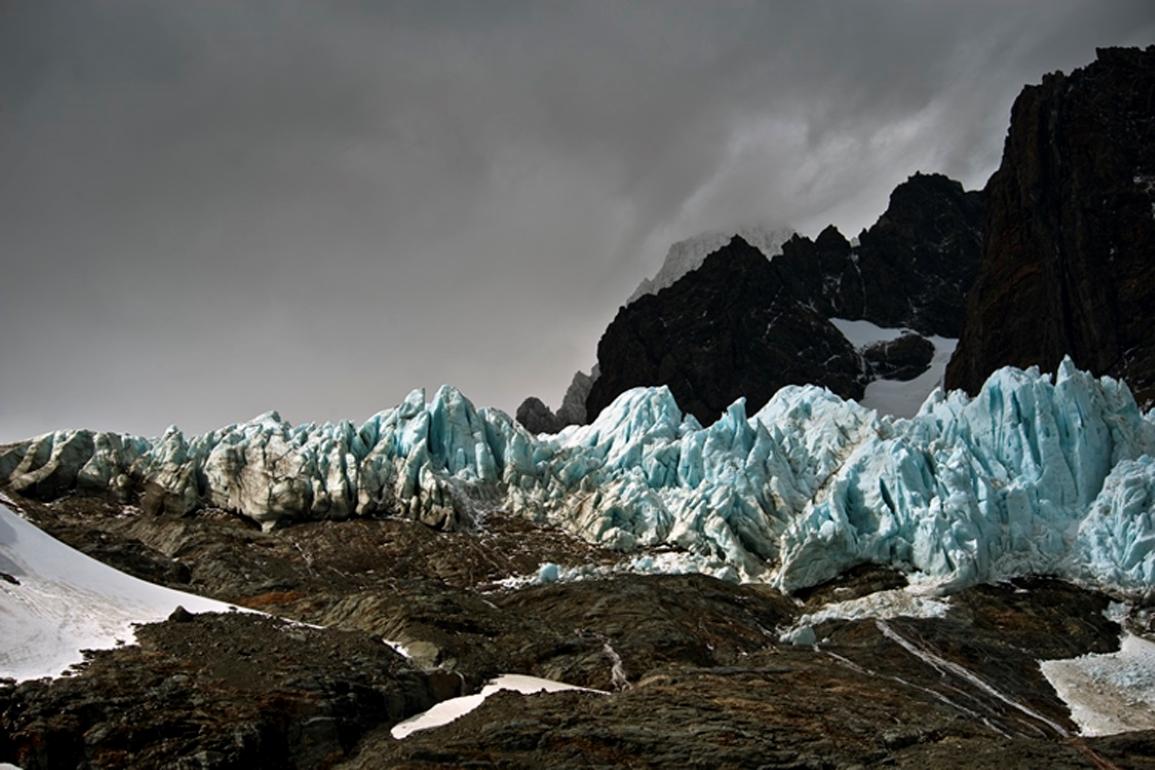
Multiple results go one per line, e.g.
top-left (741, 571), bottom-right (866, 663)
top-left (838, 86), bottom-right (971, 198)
top-left (946, 46), bottom-right (1155, 407)
top-left (4, 361), bottom-right (1155, 595)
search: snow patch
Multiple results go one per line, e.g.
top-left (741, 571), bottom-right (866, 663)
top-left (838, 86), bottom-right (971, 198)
top-left (390, 674), bottom-right (608, 739)
top-left (828, 317), bottom-right (957, 419)
top-left (828, 318), bottom-right (908, 349)
top-left (860, 335), bottom-right (957, 419)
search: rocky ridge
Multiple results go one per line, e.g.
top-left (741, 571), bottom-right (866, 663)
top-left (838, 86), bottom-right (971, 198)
top-left (584, 235), bottom-right (866, 426)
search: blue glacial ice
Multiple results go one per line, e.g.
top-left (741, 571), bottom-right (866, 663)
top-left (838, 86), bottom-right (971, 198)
top-left (2, 358), bottom-right (1154, 594)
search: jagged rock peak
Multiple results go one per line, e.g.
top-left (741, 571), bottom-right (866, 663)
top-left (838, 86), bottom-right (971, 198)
top-left (626, 224), bottom-right (794, 303)
top-left (585, 235), bottom-right (864, 425)
top-left (775, 171), bottom-right (984, 337)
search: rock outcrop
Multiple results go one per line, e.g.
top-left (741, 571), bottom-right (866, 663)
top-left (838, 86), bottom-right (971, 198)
top-left (514, 368), bottom-right (597, 435)
top-left (584, 236), bottom-right (865, 426)
top-left (946, 46), bottom-right (1155, 406)
top-left (862, 333), bottom-right (936, 381)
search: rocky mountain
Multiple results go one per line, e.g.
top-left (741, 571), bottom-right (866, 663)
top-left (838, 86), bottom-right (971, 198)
top-left (946, 46), bottom-right (1155, 406)
top-left (776, 172), bottom-right (984, 338)
top-left (577, 172), bottom-right (982, 427)
top-left (584, 236), bottom-right (865, 426)
top-left (6, 46), bottom-right (1155, 770)
top-left (514, 368), bottom-right (597, 434)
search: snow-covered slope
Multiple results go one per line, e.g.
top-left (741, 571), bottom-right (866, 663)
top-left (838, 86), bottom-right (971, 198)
top-left (3, 361), bottom-right (1155, 595)
top-left (829, 317), bottom-right (957, 419)
top-left (0, 501), bottom-right (238, 681)
top-left (627, 225), bottom-right (793, 303)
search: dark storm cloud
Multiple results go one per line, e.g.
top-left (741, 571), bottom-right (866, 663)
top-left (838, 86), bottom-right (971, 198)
top-left (2, 1), bottom-right (1153, 439)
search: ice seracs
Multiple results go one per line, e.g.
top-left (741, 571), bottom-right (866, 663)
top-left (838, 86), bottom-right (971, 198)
top-left (3, 359), bottom-right (1155, 596)
top-left (627, 225), bottom-right (794, 303)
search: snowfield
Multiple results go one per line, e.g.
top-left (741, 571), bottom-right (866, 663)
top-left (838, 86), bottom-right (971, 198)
top-left (829, 317), bottom-right (957, 419)
top-left (0, 501), bottom-right (239, 681)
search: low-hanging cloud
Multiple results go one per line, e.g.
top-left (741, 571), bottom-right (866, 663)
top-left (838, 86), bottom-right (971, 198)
top-left (1, 0), bottom-right (1152, 439)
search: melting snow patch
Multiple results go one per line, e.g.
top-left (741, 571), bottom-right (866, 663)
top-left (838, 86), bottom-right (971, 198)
top-left (390, 674), bottom-right (608, 739)
top-left (0, 503), bottom-right (242, 681)
top-left (1040, 630), bottom-right (1155, 736)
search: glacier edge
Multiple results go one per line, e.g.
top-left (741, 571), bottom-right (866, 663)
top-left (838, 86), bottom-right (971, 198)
top-left (2, 359), bottom-right (1154, 595)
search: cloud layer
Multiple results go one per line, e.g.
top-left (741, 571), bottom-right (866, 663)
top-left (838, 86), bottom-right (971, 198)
top-left (2, 1), bottom-right (1153, 439)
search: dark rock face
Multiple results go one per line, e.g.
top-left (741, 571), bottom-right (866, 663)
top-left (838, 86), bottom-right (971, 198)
top-left (863, 333), bottom-right (936, 381)
top-left (516, 370), bottom-right (595, 434)
top-left (585, 236), bottom-right (864, 426)
top-left (581, 173), bottom-right (981, 425)
top-left (775, 172), bottom-right (985, 338)
top-left (514, 396), bottom-right (564, 435)
top-left (946, 46), bottom-right (1155, 406)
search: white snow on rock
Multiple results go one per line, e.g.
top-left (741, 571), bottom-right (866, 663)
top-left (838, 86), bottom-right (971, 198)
top-left (4, 360), bottom-right (1155, 597)
top-left (797, 587), bottom-right (951, 629)
top-left (390, 674), bottom-right (607, 739)
top-left (1041, 630), bottom-right (1155, 736)
top-left (627, 226), bottom-right (794, 303)
top-left (0, 502), bottom-right (239, 681)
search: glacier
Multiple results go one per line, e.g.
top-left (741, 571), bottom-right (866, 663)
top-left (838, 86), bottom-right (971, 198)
top-left (2, 359), bottom-right (1155, 595)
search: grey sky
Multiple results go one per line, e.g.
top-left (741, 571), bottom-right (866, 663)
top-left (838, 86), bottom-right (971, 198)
top-left (2, 1), bottom-right (1153, 440)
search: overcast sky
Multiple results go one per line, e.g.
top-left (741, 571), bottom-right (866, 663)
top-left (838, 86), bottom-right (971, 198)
top-left (2, 1), bottom-right (1152, 440)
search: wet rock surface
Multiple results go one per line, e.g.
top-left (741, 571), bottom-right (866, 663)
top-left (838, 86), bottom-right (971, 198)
top-left (946, 46), bottom-right (1155, 407)
top-left (3, 492), bottom-right (1154, 769)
